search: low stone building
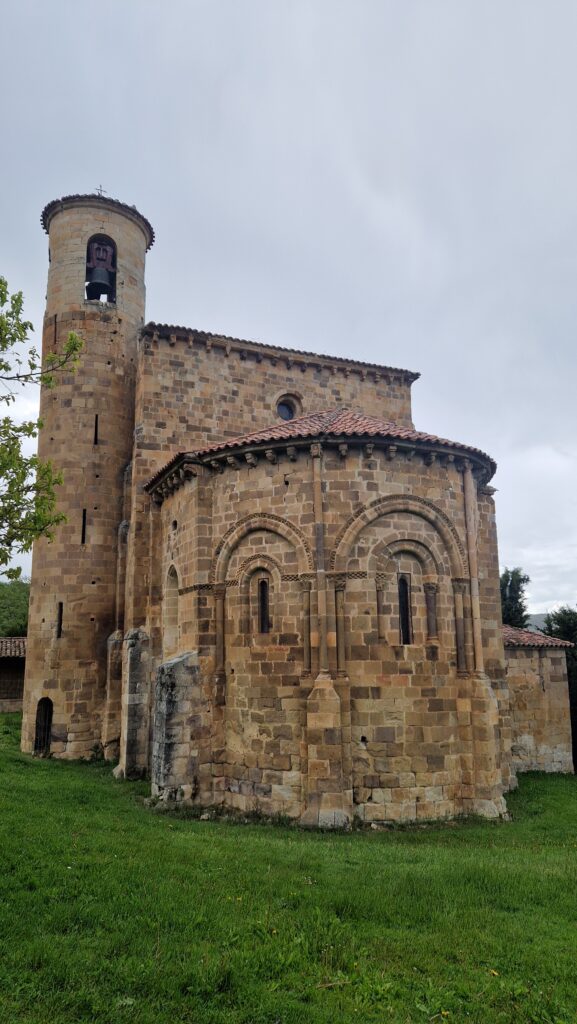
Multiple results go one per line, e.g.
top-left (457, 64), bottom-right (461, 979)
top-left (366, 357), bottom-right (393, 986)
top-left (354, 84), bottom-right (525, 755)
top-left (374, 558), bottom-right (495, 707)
top-left (0, 638), bottom-right (26, 713)
top-left (21, 193), bottom-right (573, 825)
top-left (503, 625), bottom-right (573, 773)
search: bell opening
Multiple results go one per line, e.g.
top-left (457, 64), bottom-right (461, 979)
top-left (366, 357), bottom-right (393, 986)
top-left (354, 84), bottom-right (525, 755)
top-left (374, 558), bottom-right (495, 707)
top-left (85, 234), bottom-right (117, 303)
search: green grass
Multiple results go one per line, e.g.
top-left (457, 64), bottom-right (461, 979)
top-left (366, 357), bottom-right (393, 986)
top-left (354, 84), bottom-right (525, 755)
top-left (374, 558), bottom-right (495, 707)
top-left (1, 714), bottom-right (577, 1024)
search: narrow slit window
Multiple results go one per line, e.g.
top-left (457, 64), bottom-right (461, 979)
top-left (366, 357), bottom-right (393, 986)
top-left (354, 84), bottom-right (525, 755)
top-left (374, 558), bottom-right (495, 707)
top-left (93, 414), bottom-right (99, 445)
top-left (81, 509), bottom-right (87, 545)
top-left (258, 579), bottom-right (270, 634)
top-left (56, 602), bottom-right (63, 638)
top-left (398, 575), bottom-right (412, 645)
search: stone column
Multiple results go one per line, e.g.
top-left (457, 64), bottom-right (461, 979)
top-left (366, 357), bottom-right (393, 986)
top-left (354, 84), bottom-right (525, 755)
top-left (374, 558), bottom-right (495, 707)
top-left (299, 579), bottom-right (312, 674)
top-left (452, 579), bottom-right (467, 673)
top-left (301, 444), bottom-right (351, 827)
top-left (462, 460), bottom-right (484, 673)
top-left (334, 575), bottom-right (347, 674)
top-left (376, 573), bottom-right (388, 640)
top-left (424, 581), bottom-right (439, 640)
top-left (214, 583), bottom-right (226, 706)
top-left (311, 443), bottom-right (329, 677)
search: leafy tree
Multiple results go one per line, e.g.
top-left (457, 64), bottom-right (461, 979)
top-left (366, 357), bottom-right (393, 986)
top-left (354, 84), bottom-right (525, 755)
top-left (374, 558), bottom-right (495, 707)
top-left (500, 567), bottom-right (530, 628)
top-left (0, 277), bottom-right (82, 579)
top-left (0, 578), bottom-right (30, 635)
top-left (543, 606), bottom-right (577, 769)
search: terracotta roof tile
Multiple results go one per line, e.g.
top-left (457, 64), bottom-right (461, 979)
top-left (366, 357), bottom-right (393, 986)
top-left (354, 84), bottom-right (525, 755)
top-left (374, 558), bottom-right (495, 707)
top-left (190, 407), bottom-right (494, 460)
top-left (145, 406), bottom-right (496, 490)
top-left (502, 625), bottom-right (573, 649)
top-left (0, 637), bottom-right (26, 658)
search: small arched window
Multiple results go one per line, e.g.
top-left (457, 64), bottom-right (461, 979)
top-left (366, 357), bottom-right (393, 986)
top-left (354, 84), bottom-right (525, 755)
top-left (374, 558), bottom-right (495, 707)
top-left (258, 578), bottom-right (270, 634)
top-left (398, 574), bottom-right (412, 645)
top-left (163, 566), bottom-right (179, 658)
top-left (85, 235), bottom-right (117, 302)
top-left (34, 697), bottom-right (53, 756)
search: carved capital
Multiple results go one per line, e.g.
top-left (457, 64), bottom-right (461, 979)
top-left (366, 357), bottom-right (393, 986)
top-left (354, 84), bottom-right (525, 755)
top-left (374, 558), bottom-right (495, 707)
top-left (452, 578), bottom-right (468, 596)
top-left (213, 584), bottom-right (226, 600)
top-left (333, 574), bottom-right (347, 593)
top-left (310, 442), bottom-right (322, 459)
top-left (423, 581), bottom-right (439, 596)
top-left (375, 572), bottom-right (390, 590)
top-left (297, 578), bottom-right (312, 593)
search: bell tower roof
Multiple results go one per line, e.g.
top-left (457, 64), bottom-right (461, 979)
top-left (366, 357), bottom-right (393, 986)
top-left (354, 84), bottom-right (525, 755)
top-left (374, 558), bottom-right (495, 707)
top-left (41, 193), bottom-right (155, 250)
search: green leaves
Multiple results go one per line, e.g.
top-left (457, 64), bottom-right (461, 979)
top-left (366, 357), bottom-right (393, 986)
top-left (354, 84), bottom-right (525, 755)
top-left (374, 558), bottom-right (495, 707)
top-left (0, 277), bottom-right (83, 577)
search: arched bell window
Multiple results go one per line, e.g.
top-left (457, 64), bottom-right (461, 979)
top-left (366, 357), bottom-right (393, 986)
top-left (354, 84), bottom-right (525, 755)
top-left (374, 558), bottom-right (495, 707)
top-left (398, 574), bottom-right (412, 645)
top-left (85, 235), bottom-right (117, 302)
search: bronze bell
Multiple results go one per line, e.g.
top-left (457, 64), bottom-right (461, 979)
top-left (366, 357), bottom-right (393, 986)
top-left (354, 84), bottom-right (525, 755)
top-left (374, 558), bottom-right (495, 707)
top-left (86, 267), bottom-right (113, 300)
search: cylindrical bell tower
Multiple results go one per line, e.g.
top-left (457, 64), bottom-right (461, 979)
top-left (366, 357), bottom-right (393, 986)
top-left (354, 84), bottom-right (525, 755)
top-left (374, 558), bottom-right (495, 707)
top-left (21, 194), bottom-right (154, 758)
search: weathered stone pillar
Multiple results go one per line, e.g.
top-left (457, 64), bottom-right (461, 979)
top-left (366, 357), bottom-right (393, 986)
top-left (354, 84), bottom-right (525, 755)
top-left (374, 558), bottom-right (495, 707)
top-left (462, 460), bottom-right (484, 673)
top-left (424, 581), bottom-right (439, 640)
top-left (116, 627), bottom-right (150, 779)
top-left (102, 630), bottom-right (123, 761)
top-left (452, 579), bottom-right (467, 673)
top-left (151, 651), bottom-right (201, 803)
top-left (299, 578), bottom-right (312, 674)
top-left (214, 584), bottom-right (226, 706)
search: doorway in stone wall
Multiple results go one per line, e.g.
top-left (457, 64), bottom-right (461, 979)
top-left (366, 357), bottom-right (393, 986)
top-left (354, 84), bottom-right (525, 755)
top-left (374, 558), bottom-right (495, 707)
top-left (34, 697), bottom-right (53, 756)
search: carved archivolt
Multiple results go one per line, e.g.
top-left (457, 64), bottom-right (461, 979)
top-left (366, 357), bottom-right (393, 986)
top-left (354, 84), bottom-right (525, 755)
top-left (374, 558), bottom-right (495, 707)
top-left (331, 494), bottom-right (468, 578)
top-left (211, 512), bottom-right (313, 582)
top-left (367, 537), bottom-right (445, 577)
top-left (234, 553), bottom-right (284, 587)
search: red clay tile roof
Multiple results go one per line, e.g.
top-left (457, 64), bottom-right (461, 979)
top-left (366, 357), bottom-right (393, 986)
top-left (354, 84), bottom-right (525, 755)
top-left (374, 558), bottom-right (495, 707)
top-left (145, 406), bottom-right (496, 490)
top-left (41, 194), bottom-right (155, 250)
top-left (0, 638), bottom-right (26, 658)
top-left (502, 625), bottom-right (573, 649)
top-left (190, 408), bottom-right (494, 460)
top-left (143, 323), bottom-right (420, 381)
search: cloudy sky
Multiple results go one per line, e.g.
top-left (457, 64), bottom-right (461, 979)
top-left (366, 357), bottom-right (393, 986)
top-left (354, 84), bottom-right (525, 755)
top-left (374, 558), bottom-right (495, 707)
top-left (2, 0), bottom-right (576, 611)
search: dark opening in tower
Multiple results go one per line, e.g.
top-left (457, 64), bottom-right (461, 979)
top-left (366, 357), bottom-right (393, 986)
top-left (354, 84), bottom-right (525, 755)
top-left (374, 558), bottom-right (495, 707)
top-left (85, 235), bottom-right (117, 302)
top-left (34, 697), bottom-right (53, 756)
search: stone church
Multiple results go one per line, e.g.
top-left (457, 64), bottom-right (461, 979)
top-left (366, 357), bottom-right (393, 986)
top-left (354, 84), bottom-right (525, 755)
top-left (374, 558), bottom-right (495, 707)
top-left (21, 194), bottom-right (573, 826)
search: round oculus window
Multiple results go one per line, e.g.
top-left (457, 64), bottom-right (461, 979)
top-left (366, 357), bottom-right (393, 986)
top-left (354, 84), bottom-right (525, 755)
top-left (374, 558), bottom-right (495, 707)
top-left (277, 397), bottom-right (298, 421)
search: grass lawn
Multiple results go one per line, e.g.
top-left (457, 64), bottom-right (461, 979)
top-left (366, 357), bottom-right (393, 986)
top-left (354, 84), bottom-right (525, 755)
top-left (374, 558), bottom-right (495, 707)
top-left (1, 714), bottom-right (576, 1024)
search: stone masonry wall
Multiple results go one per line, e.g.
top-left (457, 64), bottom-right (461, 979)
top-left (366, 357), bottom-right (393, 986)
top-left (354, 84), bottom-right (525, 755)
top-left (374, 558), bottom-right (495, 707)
top-left (145, 441), bottom-right (509, 823)
top-left (506, 647), bottom-right (573, 773)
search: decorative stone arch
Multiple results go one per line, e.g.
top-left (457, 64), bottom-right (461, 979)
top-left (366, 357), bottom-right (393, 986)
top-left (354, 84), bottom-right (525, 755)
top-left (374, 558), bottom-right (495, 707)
top-left (236, 554), bottom-right (284, 635)
top-left (212, 513), bottom-right (313, 583)
top-left (365, 536), bottom-right (444, 579)
top-left (331, 495), bottom-right (468, 578)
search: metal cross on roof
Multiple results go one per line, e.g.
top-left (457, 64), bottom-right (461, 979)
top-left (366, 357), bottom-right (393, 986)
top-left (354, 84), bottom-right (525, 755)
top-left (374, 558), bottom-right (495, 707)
top-left (94, 185), bottom-right (107, 197)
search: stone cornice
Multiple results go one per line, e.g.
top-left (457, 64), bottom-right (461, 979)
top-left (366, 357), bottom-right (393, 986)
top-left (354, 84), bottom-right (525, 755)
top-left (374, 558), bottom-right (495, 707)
top-left (140, 323), bottom-right (419, 385)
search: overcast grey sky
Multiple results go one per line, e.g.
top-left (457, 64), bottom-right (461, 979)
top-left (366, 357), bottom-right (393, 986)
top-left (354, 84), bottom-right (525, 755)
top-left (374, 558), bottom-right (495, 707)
top-left (2, 0), bottom-right (576, 611)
